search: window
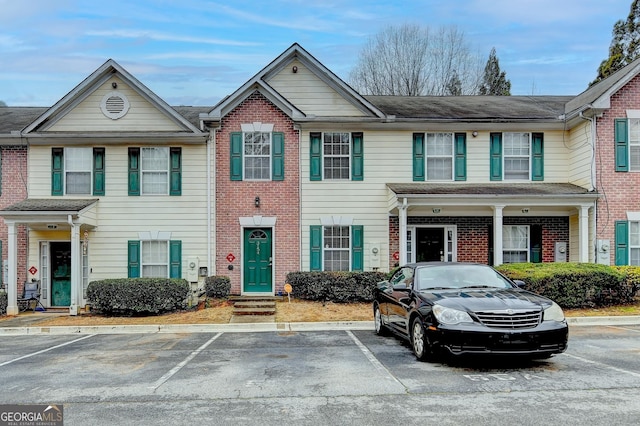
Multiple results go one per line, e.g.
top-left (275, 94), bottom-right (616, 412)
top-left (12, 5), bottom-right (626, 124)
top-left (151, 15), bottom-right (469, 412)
top-left (630, 221), bottom-right (640, 265)
top-left (310, 132), bottom-right (363, 181)
top-left (244, 131), bottom-right (272, 180)
top-left (51, 147), bottom-right (105, 196)
top-left (310, 224), bottom-right (363, 271)
top-left (503, 225), bottom-right (529, 263)
top-left (426, 133), bottom-right (454, 180)
top-left (128, 240), bottom-right (181, 278)
top-left (324, 132), bottom-right (350, 179)
top-left (630, 119), bottom-right (640, 171)
top-left (413, 133), bottom-right (466, 181)
top-left (128, 147), bottom-right (181, 195)
top-left (503, 132), bottom-right (530, 180)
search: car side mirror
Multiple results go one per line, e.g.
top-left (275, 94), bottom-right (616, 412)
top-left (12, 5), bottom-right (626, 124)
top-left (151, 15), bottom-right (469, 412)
top-left (393, 282), bottom-right (409, 291)
top-left (513, 279), bottom-right (527, 289)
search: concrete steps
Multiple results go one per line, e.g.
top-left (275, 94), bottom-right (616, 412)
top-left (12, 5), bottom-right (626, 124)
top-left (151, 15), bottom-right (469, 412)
top-left (230, 296), bottom-right (278, 316)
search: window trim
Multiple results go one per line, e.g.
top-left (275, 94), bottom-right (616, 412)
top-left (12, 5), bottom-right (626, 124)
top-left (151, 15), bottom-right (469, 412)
top-left (502, 225), bottom-right (530, 263)
top-left (503, 132), bottom-right (531, 181)
top-left (243, 130), bottom-right (273, 181)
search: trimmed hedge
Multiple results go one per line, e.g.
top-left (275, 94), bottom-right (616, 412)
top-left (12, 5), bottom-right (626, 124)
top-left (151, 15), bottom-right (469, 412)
top-left (0, 291), bottom-right (6, 315)
top-left (204, 276), bottom-right (231, 298)
top-left (496, 263), bottom-right (637, 309)
top-left (86, 278), bottom-right (189, 316)
top-left (285, 271), bottom-right (388, 303)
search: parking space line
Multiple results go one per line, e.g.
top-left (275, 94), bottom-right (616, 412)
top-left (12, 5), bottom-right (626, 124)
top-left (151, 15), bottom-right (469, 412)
top-left (0, 334), bottom-right (96, 367)
top-left (563, 352), bottom-right (640, 378)
top-left (149, 332), bottom-right (223, 391)
top-left (606, 325), bottom-right (640, 333)
top-left (346, 331), bottom-right (404, 387)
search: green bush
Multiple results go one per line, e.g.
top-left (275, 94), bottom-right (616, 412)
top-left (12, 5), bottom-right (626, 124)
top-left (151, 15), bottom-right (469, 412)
top-left (204, 276), bottom-right (231, 298)
top-left (496, 263), bottom-right (636, 309)
top-left (285, 271), bottom-right (388, 302)
top-left (0, 291), bottom-right (6, 316)
top-left (87, 278), bottom-right (189, 316)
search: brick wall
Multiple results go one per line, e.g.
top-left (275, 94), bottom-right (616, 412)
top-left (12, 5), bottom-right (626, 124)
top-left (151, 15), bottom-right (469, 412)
top-left (595, 73), bottom-right (640, 264)
top-left (215, 92), bottom-right (300, 294)
top-left (0, 146), bottom-right (29, 293)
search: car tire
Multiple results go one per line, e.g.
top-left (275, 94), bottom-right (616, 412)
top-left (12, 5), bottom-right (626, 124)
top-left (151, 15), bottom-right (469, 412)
top-left (411, 317), bottom-right (434, 361)
top-left (373, 304), bottom-right (388, 336)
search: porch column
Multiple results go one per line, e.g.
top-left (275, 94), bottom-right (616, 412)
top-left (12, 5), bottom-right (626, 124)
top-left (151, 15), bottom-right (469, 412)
top-left (398, 198), bottom-right (408, 266)
top-left (493, 205), bottom-right (505, 266)
top-left (5, 222), bottom-right (18, 315)
top-left (69, 217), bottom-right (81, 315)
top-left (579, 205), bottom-right (590, 263)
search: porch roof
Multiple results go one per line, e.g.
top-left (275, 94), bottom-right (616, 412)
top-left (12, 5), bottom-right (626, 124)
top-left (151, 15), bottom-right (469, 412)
top-left (387, 182), bottom-right (597, 197)
top-left (0, 199), bottom-right (99, 228)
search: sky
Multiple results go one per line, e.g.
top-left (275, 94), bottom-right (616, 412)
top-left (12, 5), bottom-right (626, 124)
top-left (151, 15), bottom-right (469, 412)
top-left (0, 0), bottom-right (635, 107)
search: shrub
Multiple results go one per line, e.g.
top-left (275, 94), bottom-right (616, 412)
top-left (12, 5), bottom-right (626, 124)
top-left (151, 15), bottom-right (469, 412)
top-left (285, 271), bottom-right (387, 303)
top-left (0, 291), bottom-right (6, 316)
top-left (204, 276), bottom-right (231, 298)
top-left (87, 278), bottom-right (189, 316)
top-left (496, 263), bottom-right (635, 309)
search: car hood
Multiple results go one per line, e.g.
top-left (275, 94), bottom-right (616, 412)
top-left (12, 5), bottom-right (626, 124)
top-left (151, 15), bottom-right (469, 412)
top-left (418, 288), bottom-right (553, 312)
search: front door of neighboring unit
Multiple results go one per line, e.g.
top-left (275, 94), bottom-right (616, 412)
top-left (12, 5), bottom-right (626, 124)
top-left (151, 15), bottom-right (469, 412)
top-left (243, 228), bottom-right (273, 293)
top-left (50, 241), bottom-right (71, 306)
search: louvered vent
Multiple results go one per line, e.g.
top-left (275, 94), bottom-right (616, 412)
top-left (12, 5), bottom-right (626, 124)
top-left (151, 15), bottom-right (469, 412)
top-left (100, 91), bottom-right (130, 119)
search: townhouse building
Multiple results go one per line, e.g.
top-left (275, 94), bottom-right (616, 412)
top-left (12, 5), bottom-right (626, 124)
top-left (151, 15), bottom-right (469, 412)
top-left (1, 43), bottom-right (639, 315)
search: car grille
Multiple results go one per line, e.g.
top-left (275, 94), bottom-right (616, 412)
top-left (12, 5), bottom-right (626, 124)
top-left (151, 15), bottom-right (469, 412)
top-left (474, 309), bottom-right (542, 329)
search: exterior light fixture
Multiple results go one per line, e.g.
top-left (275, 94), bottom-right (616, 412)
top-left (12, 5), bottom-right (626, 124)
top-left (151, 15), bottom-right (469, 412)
top-left (472, 131), bottom-right (478, 137)
top-left (255, 196), bottom-right (260, 208)
top-left (522, 208), bottom-right (529, 214)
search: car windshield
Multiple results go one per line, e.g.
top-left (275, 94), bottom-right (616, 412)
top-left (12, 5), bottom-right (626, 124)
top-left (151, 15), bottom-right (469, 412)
top-left (415, 264), bottom-right (513, 290)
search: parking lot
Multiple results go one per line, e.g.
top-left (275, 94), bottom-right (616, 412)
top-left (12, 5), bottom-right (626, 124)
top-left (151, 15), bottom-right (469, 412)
top-left (1, 323), bottom-right (640, 425)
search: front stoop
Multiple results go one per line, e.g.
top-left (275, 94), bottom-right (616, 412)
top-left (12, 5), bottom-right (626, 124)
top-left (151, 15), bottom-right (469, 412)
top-left (229, 296), bottom-right (278, 322)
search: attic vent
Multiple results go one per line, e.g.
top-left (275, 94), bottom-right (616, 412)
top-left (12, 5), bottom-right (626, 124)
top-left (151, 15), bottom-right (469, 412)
top-left (100, 91), bottom-right (130, 120)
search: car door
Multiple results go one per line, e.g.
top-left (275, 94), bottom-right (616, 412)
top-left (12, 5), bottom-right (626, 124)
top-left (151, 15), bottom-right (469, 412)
top-left (386, 266), bottom-right (414, 335)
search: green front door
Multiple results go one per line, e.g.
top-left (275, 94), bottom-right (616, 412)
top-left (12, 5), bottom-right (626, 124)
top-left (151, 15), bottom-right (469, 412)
top-left (50, 241), bottom-right (71, 306)
top-left (243, 228), bottom-right (272, 293)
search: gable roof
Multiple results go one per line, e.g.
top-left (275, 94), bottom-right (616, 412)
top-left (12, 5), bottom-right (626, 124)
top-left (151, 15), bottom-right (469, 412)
top-left (201, 43), bottom-right (386, 123)
top-left (22, 59), bottom-right (204, 135)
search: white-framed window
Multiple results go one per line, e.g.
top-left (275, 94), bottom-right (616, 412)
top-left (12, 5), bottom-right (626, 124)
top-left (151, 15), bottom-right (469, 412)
top-left (323, 226), bottom-right (350, 271)
top-left (244, 131), bottom-right (272, 180)
top-left (141, 147), bottom-right (169, 194)
top-left (141, 240), bottom-right (169, 278)
top-left (503, 225), bottom-right (529, 263)
top-left (503, 132), bottom-right (530, 180)
top-left (629, 221), bottom-right (640, 265)
top-left (426, 132), bottom-right (454, 180)
top-left (65, 147), bottom-right (92, 194)
top-left (629, 119), bottom-right (640, 171)
top-left (324, 132), bottom-right (350, 180)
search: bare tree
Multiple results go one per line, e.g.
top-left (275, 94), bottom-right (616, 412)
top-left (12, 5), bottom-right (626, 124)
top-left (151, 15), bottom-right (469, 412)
top-left (349, 24), bottom-right (484, 96)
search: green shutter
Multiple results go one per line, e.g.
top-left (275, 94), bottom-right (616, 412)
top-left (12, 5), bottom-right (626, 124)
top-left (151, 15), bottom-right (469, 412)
top-left (230, 132), bottom-right (243, 181)
top-left (0, 149), bottom-right (2, 197)
top-left (413, 133), bottom-right (425, 181)
top-left (351, 225), bottom-right (364, 271)
top-left (310, 132), bottom-right (322, 181)
top-left (128, 148), bottom-right (140, 196)
top-left (127, 240), bottom-right (140, 278)
top-left (170, 147), bottom-right (182, 196)
top-left (351, 132), bottom-right (363, 181)
top-left (0, 240), bottom-right (2, 286)
top-left (615, 118), bottom-right (629, 172)
top-left (93, 148), bottom-right (105, 196)
top-left (51, 148), bottom-right (64, 196)
top-left (310, 225), bottom-right (322, 271)
top-left (490, 133), bottom-right (502, 181)
top-left (532, 133), bottom-right (544, 181)
top-left (454, 133), bottom-right (467, 181)
top-left (170, 240), bottom-right (182, 278)
top-left (272, 132), bottom-right (284, 181)
top-left (615, 220), bottom-right (629, 266)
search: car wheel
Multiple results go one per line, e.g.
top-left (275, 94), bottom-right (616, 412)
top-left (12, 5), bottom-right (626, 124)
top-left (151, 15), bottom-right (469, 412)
top-left (411, 317), bottom-right (434, 361)
top-left (373, 304), bottom-right (388, 336)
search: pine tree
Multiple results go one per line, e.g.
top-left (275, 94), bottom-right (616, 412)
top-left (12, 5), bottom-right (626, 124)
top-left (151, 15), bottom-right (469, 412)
top-left (478, 48), bottom-right (511, 95)
top-left (591, 0), bottom-right (640, 85)
top-left (446, 70), bottom-right (462, 95)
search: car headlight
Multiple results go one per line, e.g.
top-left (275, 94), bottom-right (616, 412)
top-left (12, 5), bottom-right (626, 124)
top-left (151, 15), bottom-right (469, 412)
top-left (432, 305), bottom-right (473, 325)
top-left (543, 301), bottom-right (565, 322)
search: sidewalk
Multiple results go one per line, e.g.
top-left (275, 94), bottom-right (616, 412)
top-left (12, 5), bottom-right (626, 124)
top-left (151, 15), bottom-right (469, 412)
top-left (1, 311), bottom-right (640, 335)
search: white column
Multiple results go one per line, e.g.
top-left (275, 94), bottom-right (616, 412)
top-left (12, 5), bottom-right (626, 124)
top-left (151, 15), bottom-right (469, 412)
top-left (579, 205), bottom-right (590, 263)
top-left (398, 198), bottom-right (408, 265)
top-left (69, 218), bottom-right (81, 315)
top-left (6, 222), bottom-right (18, 315)
top-left (493, 205), bottom-right (504, 266)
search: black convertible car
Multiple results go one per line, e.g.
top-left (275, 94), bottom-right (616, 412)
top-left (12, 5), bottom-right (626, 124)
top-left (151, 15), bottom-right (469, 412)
top-left (373, 262), bottom-right (568, 361)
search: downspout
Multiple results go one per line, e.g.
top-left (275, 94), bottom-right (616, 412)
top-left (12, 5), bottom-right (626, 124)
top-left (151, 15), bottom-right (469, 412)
top-left (578, 110), bottom-right (598, 261)
top-left (398, 198), bottom-right (408, 266)
top-left (67, 214), bottom-right (79, 315)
